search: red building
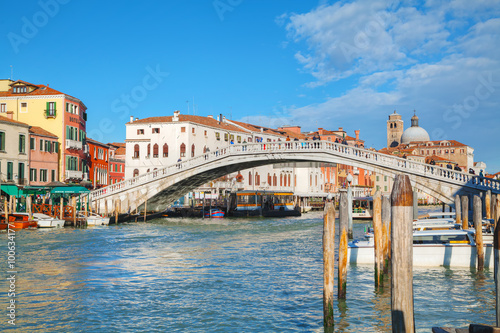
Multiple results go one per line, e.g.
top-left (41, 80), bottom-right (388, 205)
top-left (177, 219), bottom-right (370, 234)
top-left (86, 138), bottom-right (109, 189)
top-left (28, 126), bottom-right (59, 185)
top-left (108, 142), bottom-right (125, 184)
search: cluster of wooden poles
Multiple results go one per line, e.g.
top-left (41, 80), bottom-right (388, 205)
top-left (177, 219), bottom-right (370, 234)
top-left (323, 174), bottom-right (500, 332)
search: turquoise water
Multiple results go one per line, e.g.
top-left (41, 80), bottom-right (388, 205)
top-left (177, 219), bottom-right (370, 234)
top-left (0, 209), bottom-right (495, 332)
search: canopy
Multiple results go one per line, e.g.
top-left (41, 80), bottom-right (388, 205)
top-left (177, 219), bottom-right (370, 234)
top-left (21, 186), bottom-right (50, 195)
top-left (0, 184), bottom-right (20, 197)
top-left (50, 186), bottom-right (90, 194)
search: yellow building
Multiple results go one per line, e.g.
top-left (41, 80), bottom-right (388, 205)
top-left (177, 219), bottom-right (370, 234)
top-left (0, 80), bottom-right (88, 182)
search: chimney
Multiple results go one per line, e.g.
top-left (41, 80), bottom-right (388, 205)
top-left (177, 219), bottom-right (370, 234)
top-left (355, 130), bottom-right (360, 141)
top-left (338, 127), bottom-right (343, 132)
top-left (219, 113), bottom-right (223, 124)
top-left (207, 115), bottom-right (213, 119)
top-left (135, 118), bottom-right (138, 121)
top-left (173, 110), bottom-right (180, 122)
top-left (222, 116), bottom-right (226, 122)
top-left (130, 116), bottom-right (134, 123)
top-left (6, 111), bottom-right (13, 120)
top-left (318, 127), bottom-right (324, 135)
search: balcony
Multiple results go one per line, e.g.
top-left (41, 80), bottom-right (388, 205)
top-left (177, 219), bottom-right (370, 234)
top-left (66, 139), bottom-right (82, 150)
top-left (83, 144), bottom-right (89, 154)
top-left (65, 170), bottom-right (83, 179)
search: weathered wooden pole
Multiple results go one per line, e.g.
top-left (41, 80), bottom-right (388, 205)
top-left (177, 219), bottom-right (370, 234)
top-left (4, 199), bottom-right (8, 223)
top-left (461, 195), bottom-right (469, 230)
top-left (72, 197), bottom-right (76, 227)
top-left (60, 197), bottom-right (64, 220)
top-left (113, 199), bottom-right (118, 225)
top-left (105, 199), bottom-right (108, 217)
top-left (27, 196), bottom-right (32, 220)
top-left (496, 197), bottom-right (500, 229)
top-left (474, 195), bottom-right (484, 271)
top-left (495, 218), bottom-right (500, 327)
top-left (382, 195), bottom-right (391, 273)
top-left (84, 196), bottom-right (88, 217)
top-left (12, 196), bottom-right (16, 213)
top-left (347, 185), bottom-right (353, 239)
top-left (338, 191), bottom-right (348, 299)
top-left (391, 174), bottom-right (415, 333)
top-left (323, 199), bottom-right (335, 328)
top-left (486, 190), bottom-right (492, 219)
top-left (455, 195), bottom-right (461, 227)
top-left (492, 194), bottom-right (497, 224)
top-left (373, 191), bottom-right (383, 287)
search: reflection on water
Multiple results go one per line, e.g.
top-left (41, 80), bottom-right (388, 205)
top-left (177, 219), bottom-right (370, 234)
top-left (0, 208), bottom-right (496, 332)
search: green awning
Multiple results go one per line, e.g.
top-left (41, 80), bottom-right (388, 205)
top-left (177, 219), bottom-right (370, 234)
top-left (50, 186), bottom-right (90, 194)
top-left (21, 186), bottom-right (50, 195)
top-left (0, 184), bottom-right (20, 196)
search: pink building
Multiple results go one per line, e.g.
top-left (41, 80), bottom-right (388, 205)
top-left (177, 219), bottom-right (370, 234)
top-left (29, 126), bottom-right (59, 185)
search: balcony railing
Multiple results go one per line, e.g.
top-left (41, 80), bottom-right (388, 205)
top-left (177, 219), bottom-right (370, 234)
top-left (66, 139), bottom-right (82, 150)
top-left (65, 170), bottom-right (83, 179)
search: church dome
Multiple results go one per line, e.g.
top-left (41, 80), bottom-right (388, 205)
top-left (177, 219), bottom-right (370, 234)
top-left (400, 111), bottom-right (430, 144)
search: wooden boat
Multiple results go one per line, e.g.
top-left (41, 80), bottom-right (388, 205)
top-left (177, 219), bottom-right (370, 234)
top-left (32, 213), bottom-right (65, 228)
top-left (348, 229), bottom-right (494, 268)
top-left (77, 211), bottom-right (110, 226)
top-left (1, 213), bottom-right (38, 229)
top-left (204, 208), bottom-right (225, 218)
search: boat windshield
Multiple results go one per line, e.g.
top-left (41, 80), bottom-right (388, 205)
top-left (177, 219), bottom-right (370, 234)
top-left (413, 234), bottom-right (469, 244)
top-left (237, 195), bottom-right (259, 205)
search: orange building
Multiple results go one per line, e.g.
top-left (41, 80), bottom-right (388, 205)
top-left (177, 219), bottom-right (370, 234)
top-left (86, 138), bottom-right (109, 189)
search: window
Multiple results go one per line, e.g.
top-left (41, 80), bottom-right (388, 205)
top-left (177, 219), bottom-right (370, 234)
top-left (273, 174), bottom-right (277, 187)
top-left (249, 172), bottom-right (252, 185)
top-left (224, 133), bottom-right (228, 141)
top-left (40, 139), bottom-right (44, 152)
top-left (230, 134), bottom-right (234, 141)
top-left (268, 173), bottom-right (271, 185)
top-left (237, 136), bottom-right (241, 143)
top-left (133, 169), bottom-right (139, 177)
top-left (163, 144), bottom-right (168, 157)
top-left (147, 144), bottom-right (151, 157)
top-left (192, 128), bottom-right (195, 134)
top-left (13, 86), bottom-right (27, 93)
top-left (255, 173), bottom-right (260, 186)
top-left (7, 162), bottom-right (13, 180)
top-left (153, 144), bottom-right (159, 158)
top-left (45, 140), bottom-right (51, 153)
top-left (0, 104), bottom-right (5, 112)
top-left (18, 163), bottom-right (24, 184)
top-left (137, 129), bottom-right (144, 135)
top-left (376, 176), bottom-right (379, 181)
top-left (30, 168), bottom-right (37, 182)
top-left (180, 143), bottom-right (186, 157)
top-left (280, 174), bottom-right (283, 186)
top-left (215, 132), bottom-right (220, 141)
top-left (19, 134), bottom-right (25, 153)
top-left (40, 169), bottom-right (48, 182)
top-left (54, 142), bottom-right (58, 153)
top-left (191, 144), bottom-right (195, 157)
top-left (152, 128), bottom-right (160, 134)
top-left (0, 132), bottom-right (6, 151)
top-left (384, 186), bottom-right (388, 192)
top-left (181, 127), bottom-right (186, 133)
top-left (51, 170), bottom-right (55, 182)
top-left (45, 102), bottom-right (56, 118)
top-left (204, 130), bottom-right (207, 136)
top-left (30, 137), bottom-right (35, 150)
top-left (134, 144), bottom-right (139, 158)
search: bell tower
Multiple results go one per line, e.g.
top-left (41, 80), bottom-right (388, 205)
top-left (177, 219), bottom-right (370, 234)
top-left (387, 110), bottom-right (404, 147)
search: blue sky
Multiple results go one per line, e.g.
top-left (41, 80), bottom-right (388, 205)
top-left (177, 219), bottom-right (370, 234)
top-left (1, 0), bottom-right (499, 171)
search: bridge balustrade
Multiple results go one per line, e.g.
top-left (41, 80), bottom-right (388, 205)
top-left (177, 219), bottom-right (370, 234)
top-left (89, 140), bottom-right (500, 201)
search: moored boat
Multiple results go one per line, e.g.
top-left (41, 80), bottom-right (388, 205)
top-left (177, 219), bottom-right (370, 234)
top-left (352, 197), bottom-right (373, 219)
top-left (32, 213), bottom-right (65, 228)
top-left (204, 208), bottom-right (225, 218)
top-left (1, 213), bottom-right (38, 229)
top-left (348, 229), bottom-right (494, 268)
top-left (77, 211), bottom-right (110, 226)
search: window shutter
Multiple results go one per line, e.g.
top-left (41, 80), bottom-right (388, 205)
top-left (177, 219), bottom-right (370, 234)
top-left (46, 102), bottom-right (49, 117)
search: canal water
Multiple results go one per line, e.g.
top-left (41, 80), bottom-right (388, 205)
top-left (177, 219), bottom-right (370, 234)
top-left (0, 207), bottom-right (495, 332)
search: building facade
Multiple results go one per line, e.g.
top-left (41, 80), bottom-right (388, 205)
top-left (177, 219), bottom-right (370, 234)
top-left (108, 142), bottom-right (125, 185)
top-left (0, 114), bottom-right (29, 185)
top-left (28, 126), bottom-right (59, 185)
top-left (0, 79), bottom-right (88, 182)
top-left (86, 138), bottom-right (109, 189)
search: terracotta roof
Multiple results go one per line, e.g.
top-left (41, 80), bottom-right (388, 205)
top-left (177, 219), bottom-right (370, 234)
top-left (29, 126), bottom-right (58, 138)
top-left (86, 137), bottom-right (109, 148)
top-left (407, 140), bottom-right (467, 147)
top-left (129, 115), bottom-right (249, 134)
top-left (0, 115), bottom-right (29, 127)
top-left (228, 120), bottom-right (286, 137)
top-left (0, 80), bottom-right (82, 102)
top-left (108, 142), bottom-right (126, 148)
top-left (115, 147), bottom-right (126, 155)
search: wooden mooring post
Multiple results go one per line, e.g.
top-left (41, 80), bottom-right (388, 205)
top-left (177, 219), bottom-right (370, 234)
top-left (492, 194), bottom-right (497, 225)
top-left (455, 195), bottom-right (461, 227)
top-left (105, 199), bottom-right (108, 217)
top-left (4, 199), bottom-right (8, 223)
top-left (373, 191), bottom-right (383, 287)
top-left (495, 215), bottom-right (500, 327)
top-left (413, 190), bottom-right (418, 221)
top-left (323, 199), bottom-right (335, 328)
top-left (391, 174), bottom-right (415, 332)
top-left (72, 197), bottom-right (76, 227)
top-left (382, 195), bottom-right (391, 273)
top-left (115, 199), bottom-right (119, 225)
top-left (474, 195), bottom-right (484, 271)
top-left (347, 185), bottom-right (353, 239)
top-left (496, 197), bottom-right (500, 229)
top-left (27, 196), bottom-right (32, 220)
top-left (461, 196), bottom-right (469, 230)
top-left (486, 190), bottom-right (492, 219)
top-left (338, 191), bottom-right (348, 299)
top-left (60, 197), bottom-right (64, 220)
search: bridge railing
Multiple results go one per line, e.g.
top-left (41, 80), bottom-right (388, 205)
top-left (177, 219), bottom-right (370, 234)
top-left (89, 141), bottom-right (500, 201)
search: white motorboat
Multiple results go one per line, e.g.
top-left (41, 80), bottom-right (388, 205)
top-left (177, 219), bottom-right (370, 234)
top-left (77, 211), bottom-right (110, 226)
top-left (348, 229), bottom-right (494, 268)
top-left (32, 213), bottom-right (65, 228)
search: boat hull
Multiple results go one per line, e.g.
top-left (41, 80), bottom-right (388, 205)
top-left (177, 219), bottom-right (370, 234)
top-left (348, 243), bottom-right (495, 268)
top-left (9, 221), bottom-right (38, 229)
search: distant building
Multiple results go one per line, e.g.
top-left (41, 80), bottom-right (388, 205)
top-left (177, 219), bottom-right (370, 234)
top-left (29, 126), bottom-right (59, 185)
top-left (108, 142), bottom-right (125, 184)
top-left (0, 79), bottom-right (88, 182)
top-left (0, 114), bottom-right (29, 186)
top-left (86, 138), bottom-right (109, 188)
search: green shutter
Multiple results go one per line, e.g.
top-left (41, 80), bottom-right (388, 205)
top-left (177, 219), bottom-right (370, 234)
top-left (46, 102), bottom-right (49, 117)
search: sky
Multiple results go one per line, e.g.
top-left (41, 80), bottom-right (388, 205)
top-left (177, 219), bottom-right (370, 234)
top-left (1, 0), bottom-right (499, 171)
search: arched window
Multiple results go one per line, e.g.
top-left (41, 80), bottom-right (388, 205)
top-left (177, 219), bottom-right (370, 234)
top-left (280, 174), bottom-right (283, 186)
top-left (153, 144), bottom-right (159, 158)
top-left (180, 143), bottom-right (186, 157)
top-left (283, 174), bottom-right (287, 187)
top-left (288, 174), bottom-right (291, 187)
top-left (249, 172), bottom-right (252, 185)
top-left (268, 173), bottom-right (271, 185)
top-left (134, 144), bottom-right (139, 158)
top-left (255, 173), bottom-right (260, 186)
top-left (390, 123), bottom-right (393, 129)
top-left (273, 173), bottom-right (277, 187)
top-left (191, 144), bottom-right (195, 157)
top-left (394, 123), bottom-right (397, 128)
top-left (163, 144), bottom-right (168, 157)
top-left (147, 144), bottom-right (151, 157)
top-left (133, 169), bottom-right (139, 177)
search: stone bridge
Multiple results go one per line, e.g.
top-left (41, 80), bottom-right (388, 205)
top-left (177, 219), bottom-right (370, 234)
top-left (88, 141), bottom-right (500, 213)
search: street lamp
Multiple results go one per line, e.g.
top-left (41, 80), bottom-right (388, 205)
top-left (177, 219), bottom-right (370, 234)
top-left (346, 173), bottom-right (353, 187)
